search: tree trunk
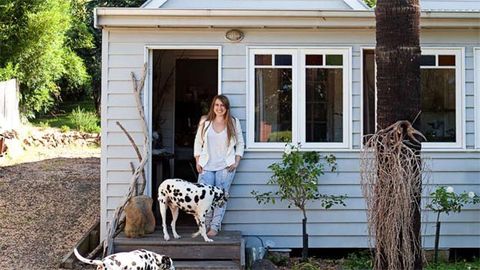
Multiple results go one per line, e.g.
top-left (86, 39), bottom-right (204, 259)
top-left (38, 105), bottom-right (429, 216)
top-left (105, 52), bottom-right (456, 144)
top-left (375, 0), bottom-right (422, 269)
top-left (302, 217), bottom-right (308, 260)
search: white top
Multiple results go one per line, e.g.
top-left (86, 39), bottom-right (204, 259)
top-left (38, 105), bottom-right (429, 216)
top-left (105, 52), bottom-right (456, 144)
top-left (194, 117), bottom-right (245, 168)
top-left (203, 126), bottom-right (228, 171)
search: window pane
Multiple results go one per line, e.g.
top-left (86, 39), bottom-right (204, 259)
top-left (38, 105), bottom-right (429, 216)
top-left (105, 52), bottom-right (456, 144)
top-left (275, 55), bottom-right (292, 66)
top-left (306, 55), bottom-right (323, 66)
top-left (305, 68), bottom-right (343, 142)
top-left (421, 55), bottom-right (436, 66)
top-left (255, 68), bottom-right (292, 142)
top-left (438, 55), bottom-right (455, 66)
top-left (255, 54), bottom-right (272, 65)
top-left (420, 69), bottom-right (456, 142)
top-left (363, 50), bottom-right (376, 142)
top-left (326, 55), bottom-right (343, 66)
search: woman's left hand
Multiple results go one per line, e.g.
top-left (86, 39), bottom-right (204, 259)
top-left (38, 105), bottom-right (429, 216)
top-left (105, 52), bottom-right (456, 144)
top-left (227, 161), bottom-right (239, 172)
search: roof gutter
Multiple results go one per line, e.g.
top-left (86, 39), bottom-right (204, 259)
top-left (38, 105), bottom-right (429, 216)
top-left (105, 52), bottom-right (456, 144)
top-left (94, 8), bottom-right (480, 29)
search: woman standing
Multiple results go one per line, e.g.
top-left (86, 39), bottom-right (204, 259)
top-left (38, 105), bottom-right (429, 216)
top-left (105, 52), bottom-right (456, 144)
top-left (194, 95), bottom-right (244, 237)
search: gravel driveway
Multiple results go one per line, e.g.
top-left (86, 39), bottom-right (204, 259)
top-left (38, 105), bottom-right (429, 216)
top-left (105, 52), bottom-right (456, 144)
top-left (0, 147), bottom-right (100, 269)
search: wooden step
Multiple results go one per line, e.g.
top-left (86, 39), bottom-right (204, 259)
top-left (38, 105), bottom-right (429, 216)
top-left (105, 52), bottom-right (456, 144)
top-left (113, 228), bottom-right (243, 262)
top-left (174, 260), bottom-right (240, 270)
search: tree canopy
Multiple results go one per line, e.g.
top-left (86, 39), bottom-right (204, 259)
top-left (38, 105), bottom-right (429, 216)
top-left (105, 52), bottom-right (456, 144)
top-left (0, 0), bottom-right (144, 117)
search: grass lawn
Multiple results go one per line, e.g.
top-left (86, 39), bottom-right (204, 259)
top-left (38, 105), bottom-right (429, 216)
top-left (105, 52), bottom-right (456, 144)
top-left (30, 99), bottom-right (100, 133)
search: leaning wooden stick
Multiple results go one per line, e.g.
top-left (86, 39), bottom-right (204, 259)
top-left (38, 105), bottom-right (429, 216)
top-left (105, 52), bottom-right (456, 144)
top-left (101, 65), bottom-right (150, 257)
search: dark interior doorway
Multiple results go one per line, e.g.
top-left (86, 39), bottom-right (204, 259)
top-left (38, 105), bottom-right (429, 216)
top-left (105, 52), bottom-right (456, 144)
top-left (151, 49), bottom-right (218, 227)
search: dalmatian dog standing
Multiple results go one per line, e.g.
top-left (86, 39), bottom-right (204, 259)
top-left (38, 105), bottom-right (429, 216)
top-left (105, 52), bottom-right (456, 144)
top-left (74, 248), bottom-right (175, 270)
top-left (158, 178), bottom-right (228, 242)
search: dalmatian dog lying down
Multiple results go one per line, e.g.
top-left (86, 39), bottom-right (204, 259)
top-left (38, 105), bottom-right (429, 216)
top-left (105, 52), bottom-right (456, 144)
top-left (74, 248), bottom-right (175, 270)
top-left (158, 178), bottom-right (228, 242)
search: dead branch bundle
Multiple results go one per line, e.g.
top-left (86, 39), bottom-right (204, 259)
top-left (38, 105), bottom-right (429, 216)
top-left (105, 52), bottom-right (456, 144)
top-left (98, 64), bottom-right (150, 258)
top-left (360, 120), bottom-right (425, 270)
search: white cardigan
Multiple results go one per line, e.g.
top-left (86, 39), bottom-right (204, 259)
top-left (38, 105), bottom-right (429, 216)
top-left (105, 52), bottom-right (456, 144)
top-left (194, 117), bottom-right (245, 168)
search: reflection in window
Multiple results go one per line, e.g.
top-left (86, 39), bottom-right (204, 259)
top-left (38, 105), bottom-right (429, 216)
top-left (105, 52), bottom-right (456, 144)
top-left (420, 69), bottom-right (456, 142)
top-left (254, 68), bottom-right (292, 142)
top-left (306, 69), bottom-right (343, 142)
top-left (362, 50), bottom-right (376, 142)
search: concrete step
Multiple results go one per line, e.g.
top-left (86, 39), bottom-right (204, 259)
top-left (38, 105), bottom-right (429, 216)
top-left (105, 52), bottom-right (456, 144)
top-left (174, 260), bottom-right (241, 270)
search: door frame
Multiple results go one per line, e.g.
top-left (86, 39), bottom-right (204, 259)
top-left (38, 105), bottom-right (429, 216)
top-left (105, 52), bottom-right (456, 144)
top-left (143, 45), bottom-right (222, 197)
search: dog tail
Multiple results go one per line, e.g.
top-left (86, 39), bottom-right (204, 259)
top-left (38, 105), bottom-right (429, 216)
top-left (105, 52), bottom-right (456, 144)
top-left (74, 248), bottom-right (104, 266)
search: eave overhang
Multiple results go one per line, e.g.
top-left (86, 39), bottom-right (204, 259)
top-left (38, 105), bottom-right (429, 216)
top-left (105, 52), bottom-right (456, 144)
top-left (94, 8), bottom-right (480, 29)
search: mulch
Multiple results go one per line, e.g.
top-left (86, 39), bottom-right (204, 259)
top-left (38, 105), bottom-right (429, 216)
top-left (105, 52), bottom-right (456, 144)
top-left (0, 156), bottom-right (100, 269)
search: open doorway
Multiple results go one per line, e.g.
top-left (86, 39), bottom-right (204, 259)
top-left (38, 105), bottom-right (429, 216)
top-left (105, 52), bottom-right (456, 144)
top-left (151, 49), bottom-right (218, 226)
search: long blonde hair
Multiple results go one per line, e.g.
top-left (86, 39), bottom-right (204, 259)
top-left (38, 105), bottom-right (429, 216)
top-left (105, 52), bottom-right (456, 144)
top-left (203, 95), bottom-right (236, 145)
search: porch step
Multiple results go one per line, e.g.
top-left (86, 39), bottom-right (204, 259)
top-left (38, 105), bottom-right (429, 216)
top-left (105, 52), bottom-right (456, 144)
top-left (113, 228), bottom-right (244, 268)
top-left (174, 260), bottom-right (240, 270)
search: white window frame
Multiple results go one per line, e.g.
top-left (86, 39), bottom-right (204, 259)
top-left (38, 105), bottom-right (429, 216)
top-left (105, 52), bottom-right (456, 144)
top-left (360, 47), bottom-right (464, 149)
top-left (420, 48), bottom-right (464, 149)
top-left (247, 47), bottom-right (351, 149)
top-left (360, 47), bottom-right (376, 149)
top-left (247, 48), bottom-right (298, 149)
top-left (475, 47), bottom-right (480, 149)
top-left (299, 48), bottom-right (351, 149)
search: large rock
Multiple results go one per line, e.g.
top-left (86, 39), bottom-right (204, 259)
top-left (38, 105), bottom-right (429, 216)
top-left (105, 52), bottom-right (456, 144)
top-left (124, 195), bottom-right (156, 238)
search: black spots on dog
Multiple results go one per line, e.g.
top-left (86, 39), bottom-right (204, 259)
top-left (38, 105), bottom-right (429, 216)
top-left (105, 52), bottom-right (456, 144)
top-left (185, 195), bottom-right (192, 202)
top-left (186, 188), bottom-right (191, 192)
top-left (187, 205), bottom-right (192, 209)
top-left (209, 190), bottom-right (213, 195)
top-left (195, 183), bottom-right (203, 188)
top-left (166, 185), bottom-right (172, 192)
top-left (132, 261), bottom-right (137, 266)
top-left (194, 195), bottom-right (199, 203)
top-left (200, 189), bottom-right (206, 200)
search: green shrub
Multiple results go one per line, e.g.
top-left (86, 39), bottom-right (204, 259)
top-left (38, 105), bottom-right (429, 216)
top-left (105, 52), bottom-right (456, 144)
top-left (425, 258), bottom-right (480, 270)
top-left (268, 131), bottom-right (292, 142)
top-left (38, 121), bottom-right (51, 129)
top-left (343, 250), bottom-right (373, 270)
top-left (60, 125), bottom-right (70, 133)
top-left (266, 252), bottom-right (289, 267)
top-left (69, 107), bottom-right (100, 133)
top-left (291, 258), bottom-right (322, 270)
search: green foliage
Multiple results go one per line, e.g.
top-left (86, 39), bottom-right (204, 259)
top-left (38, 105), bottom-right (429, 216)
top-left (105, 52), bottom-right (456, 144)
top-left (266, 252), bottom-right (290, 267)
top-left (425, 258), bottom-right (480, 270)
top-left (31, 100), bottom-right (99, 133)
top-left (291, 257), bottom-right (323, 270)
top-left (268, 131), bottom-right (292, 142)
top-left (342, 251), bottom-right (373, 270)
top-left (0, 0), bottom-right (92, 116)
top-left (252, 143), bottom-right (346, 214)
top-left (69, 107), bottom-right (100, 133)
top-left (363, 0), bottom-right (376, 8)
top-left (0, 63), bottom-right (18, 81)
top-left (60, 125), bottom-right (71, 133)
top-left (426, 186), bottom-right (479, 216)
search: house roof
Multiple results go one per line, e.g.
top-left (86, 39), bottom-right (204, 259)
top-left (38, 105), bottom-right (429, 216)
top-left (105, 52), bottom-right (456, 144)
top-left (95, 0), bottom-right (479, 29)
top-left (141, 0), bottom-right (370, 10)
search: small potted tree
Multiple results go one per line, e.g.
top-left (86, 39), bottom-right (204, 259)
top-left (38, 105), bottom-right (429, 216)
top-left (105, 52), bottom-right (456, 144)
top-left (252, 143), bottom-right (346, 260)
top-left (426, 186), bottom-right (479, 264)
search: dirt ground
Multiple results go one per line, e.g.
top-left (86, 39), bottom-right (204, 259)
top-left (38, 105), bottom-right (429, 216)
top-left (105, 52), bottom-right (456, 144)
top-left (0, 144), bottom-right (100, 270)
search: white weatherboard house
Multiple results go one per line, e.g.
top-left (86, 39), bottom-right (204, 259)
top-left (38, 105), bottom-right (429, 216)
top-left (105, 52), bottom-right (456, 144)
top-left (95, 0), bottom-right (480, 250)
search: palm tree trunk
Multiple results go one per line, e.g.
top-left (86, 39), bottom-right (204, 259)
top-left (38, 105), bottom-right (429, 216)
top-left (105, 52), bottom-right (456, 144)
top-left (375, 0), bottom-right (422, 269)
